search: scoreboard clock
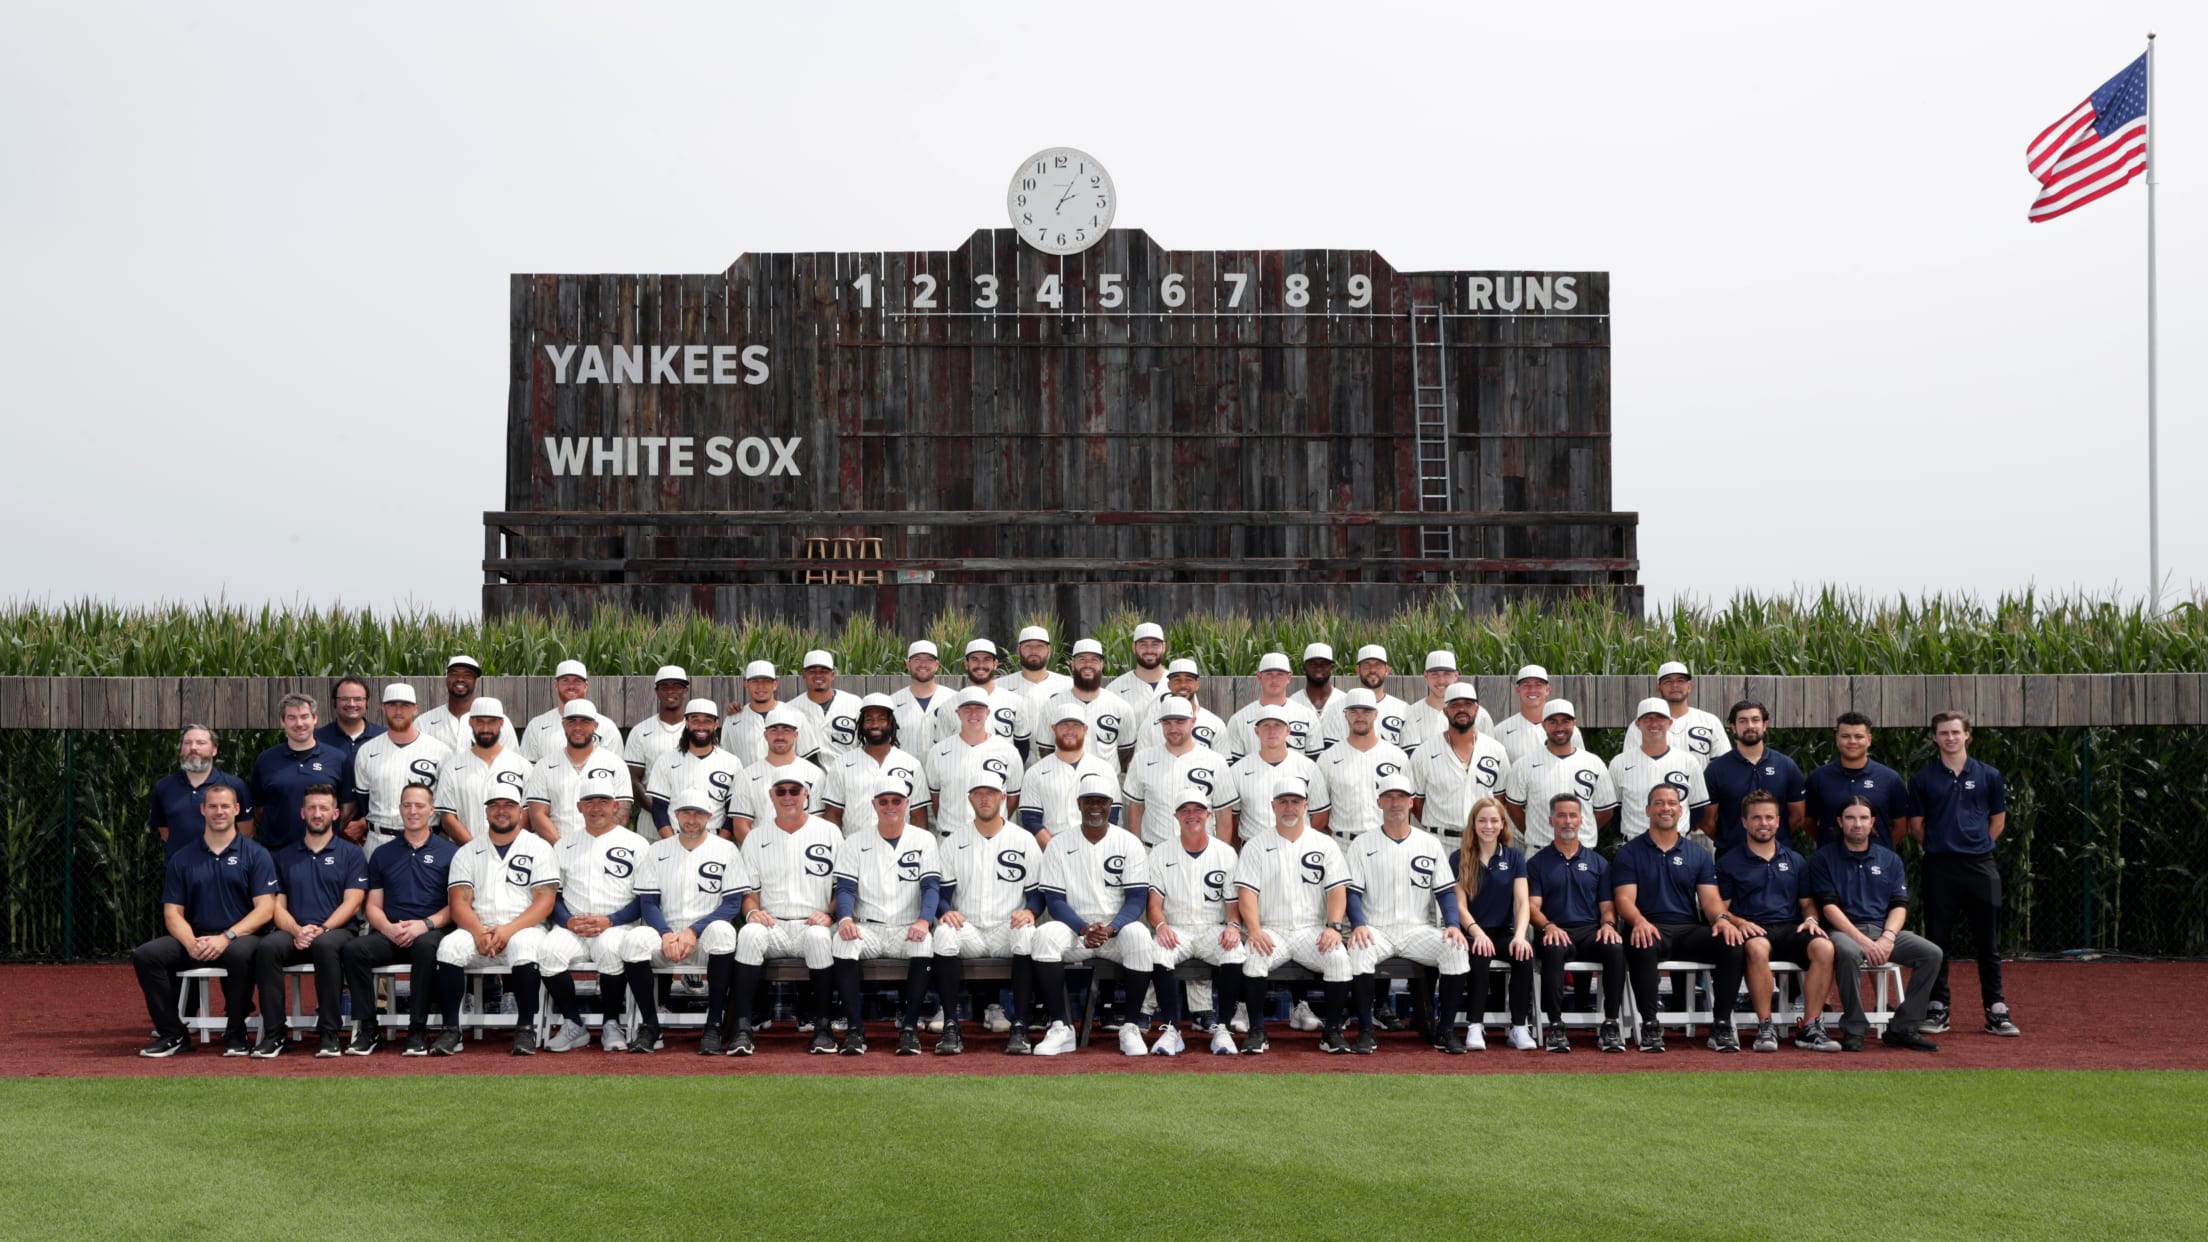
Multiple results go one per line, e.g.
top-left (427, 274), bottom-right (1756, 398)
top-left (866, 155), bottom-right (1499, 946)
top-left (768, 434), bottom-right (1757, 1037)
top-left (1008, 147), bottom-right (1115, 255)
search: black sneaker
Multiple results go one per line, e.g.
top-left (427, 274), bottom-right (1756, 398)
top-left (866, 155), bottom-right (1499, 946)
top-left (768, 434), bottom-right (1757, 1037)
top-left (221, 1033), bottom-right (253, 1058)
top-left (809, 1028), bottom-right (837, 1055)
top-left (430, 1029), bottom-right (465, 1056)
top-left (1004, 1029), bottom-right (1033, 1056)
top-left (729, 1026), bottom-right (758, 1057)
top-left (1638, 1026), bottom-right (1666, 1054)
top-left (1544, 1025), bottom-right (1572, 1054)
top-left (935, 1024), bottom-right (964, 1056)
top-left (627, 1023), bottom-right (662, 1054)
top-left (1372, 1007), bottom-right (1407, 1033)
top-left (402, 1031), bottom-right (431, 1057)
top-left (138, 1032), bottom-right (188, 1058)
top-left (1189, 1011), bottom-right (1216, 1034)
top-left (346, 1025), bottom-right (382, 1056)
top-left (1793, 1022), bottom-right (1842, 1053)
top-left (1351, 1026), bottom-right (1378, 1055)
top-left (511, 1028), bottom-right (540, 1056)
top-left (1840, 1031), bottom-right (1866, 1052)
top-left (1242, 1028), bottom-right (1270, 1056)
top-left (315, 1033), bottom-right (346, 1059)
top-left (698, 1027), bottom-right (726, 1056)
top-left (839, 1028), bottom-right (867, 1056)
top-left (896, 1027), bottom-right (923, 1056)
top-left (1438, 1025), bottom-right (1466, 1055)
top-left (250, 1033), bottom-right (288, 1059)
top-left (1881, 1028), bottom-right (1939, 1053)
top-left (1318, 1026), bottom-right (1350, 1054)
top-left (1706, 1024), bottom-right (1741, 1054)
top-left (1985, 1006), bottom-right (2021, 1037)
top-left (1920, 1005), bottom-right (1951, 1035)
top-left (1597, 1021), bottom-right (1626, 1054)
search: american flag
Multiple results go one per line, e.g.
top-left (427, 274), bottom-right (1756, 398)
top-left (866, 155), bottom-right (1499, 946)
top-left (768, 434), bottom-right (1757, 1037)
top-left (2027, 53), bottom-right (2149, 222)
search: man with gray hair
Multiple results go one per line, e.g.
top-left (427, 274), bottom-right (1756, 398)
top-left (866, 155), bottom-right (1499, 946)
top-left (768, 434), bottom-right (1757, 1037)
top-left (152, 724), bottom-right (255, 859)
top-left (250, 694), bottom-right (353, 854)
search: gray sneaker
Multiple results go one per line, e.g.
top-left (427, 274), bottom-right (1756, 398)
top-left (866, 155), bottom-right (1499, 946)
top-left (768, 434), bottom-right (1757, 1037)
top-left (1985, 1005), bottom-right (2021, 1037)
top-left (1706, 1024), bottom-right (1740, 1054)
top-left (1751, 1021), bottom-right (1779, 1053)
top-left (1793, 1021), bottom-right (1842, 1053)
top-left (1920, 1005), bottom-right (1951, 1035)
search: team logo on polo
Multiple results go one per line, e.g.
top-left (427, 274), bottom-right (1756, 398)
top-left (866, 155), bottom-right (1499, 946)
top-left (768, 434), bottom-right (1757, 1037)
top-left (897, 850), bottom-right (923, 881)
top-left (1410, 855), bottom-right (1437, 888)
top-left (996, 849), bottom-right (1028, 883)
top-left (604, 847), bottom-right (636, 878)
top-left (803, 844), bottom-right (835, 875)
top-left (1869, 865), bottom-right (1885, 876)
top-left (698, 860), bottom-right (726, 893)
top-left (321, 854), bottom-right (336, 866)
top-left (1669, 854), bottom-right (1684, 866)
top-left (1574, 861), bottom-right (1589, 871)
top-left (225, 855), bottom-right (239, 867)
top-left (1300, 851), bottom-right (1327, 885)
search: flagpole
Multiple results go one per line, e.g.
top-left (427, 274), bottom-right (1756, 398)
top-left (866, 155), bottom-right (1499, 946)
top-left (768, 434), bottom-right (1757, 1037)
top-left (2147, 32), bottom-right (2161, 615)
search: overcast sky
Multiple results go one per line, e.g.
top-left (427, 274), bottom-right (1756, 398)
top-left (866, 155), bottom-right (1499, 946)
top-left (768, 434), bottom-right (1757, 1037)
top-left (4, 2), bottom-right (2197, 617)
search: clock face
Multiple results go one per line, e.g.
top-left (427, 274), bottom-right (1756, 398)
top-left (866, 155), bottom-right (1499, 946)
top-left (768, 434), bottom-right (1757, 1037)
top-left (1008, 148), bottom-right (1115, 255)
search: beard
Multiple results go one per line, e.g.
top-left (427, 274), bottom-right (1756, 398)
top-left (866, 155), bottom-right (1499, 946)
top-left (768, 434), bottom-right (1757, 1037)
top-left (686, 727), bottom-right (718, 749)
top-left (179, 756), bottom-right (212, 774)
top-left (471, 728), bottom-right (502, 748)
top-left (1304, 672), bottom-right (1332, 690)
top-left (860, 725), bottom-right (893, 747)
top-left (1072, 668), bottom-right (1103, 692)
top-left (1359, 671), bottom-right (1385, 690)
top-left (1020, 654), bottom-right (1047, 672)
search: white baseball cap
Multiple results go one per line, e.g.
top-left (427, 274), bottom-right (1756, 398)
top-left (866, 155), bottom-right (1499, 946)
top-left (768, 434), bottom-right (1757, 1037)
top-left (1071, 638), bottom-right (1104, 657)
top-left (1155, 696), bottom-right (1195, 721)
top-left (858, 692), bottom-right (896, 712)
top-left (964, 638), bottom-right (998, 658)
top-left (561, 698), bottom-right (598, 720)
top-left (762, 706), bottom-right (801, 731)
top-left (653, 665), bottom-right (690, 684)
top-left (766, 770), bottom-right (817, 791)
top-left (1302, 643), bottom-right (1335, 663)
top-left (954, 686), bottom-right (991, 709)
top-left (1256, 652), bottom-right (1292, 674)
top-left (1254, 704), bottom-right (1292, 724)
top-left (683, 697), bottom-right (721, 718)
top-left (1340, 688), bottom-right (1377, 711)
top-left (481, 784), bottom-right (522, 806)
top-left (1166, 658), bottom-right (1202, 677)
top-left (1174, 787), bottom-right (1211, 810)
top-left (872, 776), bottom-right (913, 802)
top-left (554, 659), bottom-right (589, 679)
top-left (1636, 697), bottom-right (1673, 720)
top-left (1543, 699), bottom-right (1578, 720)
top-left (671, 788), bottom-right (714, 814)
top-left (1656, 660), bottom-right (1693, 680)
top-left (381, 683), bottom-right (417, 704)
top-left (1443, 683), bottom-right (1479, 704)
top-left (1131, 622), bottom-right (1166, 642)
top-left (907, 640), bottom-right (940, 659)
top-left (1270, 777), bottom-right (1310, 801)
top-left (1424, 650), bottom-right (1458, 672)
top-left (1076, 772), bottom-right (1117, 801)
top-left (1050, 702), bottom-right (1089, 726)
top-left (1356, 644), bottom-right (1389, 665)
top-left (1376, 772), bottom-right (1417, 796)
top-left (967, 770), bottom-right (1006, 793)
top-left (1514, 664), bottom-right (1551, 683)
top-left (801, 649), bottom-right (835, 670)
top-left (577, 776), bottom-right (621, 801)
top-left (466, 698), bottom-right (506, 720)
top-left (743, 660), bottom-right (777, 680)
top-left (446, 654), bottom-right (482, 672)
top-left (1017, 626), bottom-right (1051, 645)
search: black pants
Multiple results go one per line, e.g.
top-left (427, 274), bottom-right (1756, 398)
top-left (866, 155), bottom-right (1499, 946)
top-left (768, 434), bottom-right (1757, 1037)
top-left (1623, 923), bottom-right (1746, 1028)
top-left (1922, 852), bottom-right (2004, 1011)
top-left (1467, 925), bottom-right (1535, 1026)
top-left (340, 928), bottom-right (454, 1035)
top-left (252, 927), bottom-right (357, 1038)
top-left (1536, 924), bottom-right (1627, 1022)
top-left (135, 934), bottom-right (263, 1040)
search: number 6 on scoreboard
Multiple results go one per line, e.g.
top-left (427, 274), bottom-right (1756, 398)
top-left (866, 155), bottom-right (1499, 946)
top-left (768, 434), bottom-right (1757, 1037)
top-left (1161, 273), bottom-right (1186, 308)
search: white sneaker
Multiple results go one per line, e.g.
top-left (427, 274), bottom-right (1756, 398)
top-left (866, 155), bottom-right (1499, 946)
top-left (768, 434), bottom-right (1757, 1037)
top-left (495, 994), bottom-right (517, 1016)
top-left (983, 1004), bottom-right (1012, 1034)
top-left (1230, 1004), bottom-right (1250, 1034)
top-left (1465, 1024), bottom-right (1487, 1051)
top-left (545, 1019), bottom-right (590, 1053)
top-left (1290, 1001), bottom-right (1322, 1032)
top-left (1209, 1027), bottom-right (1240, 1056)
top-left (1507, 1025), bottom-right (1538, 1051)
top-left (600, 1020), bottom-right (628, 1053)
top-left (1118, 1023), bottom-right (1149, 1056)
top-left (1151, 1026), bottom-right (1185, 1056)
top-left (1035, 1021), bottom-right (1077, 1057)
top-left (925, 1007), bottom-right (946, 1034)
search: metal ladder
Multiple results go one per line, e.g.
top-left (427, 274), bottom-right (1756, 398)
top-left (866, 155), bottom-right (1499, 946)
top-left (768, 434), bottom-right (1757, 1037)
top-left (1408, 305), bottom-right (1453, 565)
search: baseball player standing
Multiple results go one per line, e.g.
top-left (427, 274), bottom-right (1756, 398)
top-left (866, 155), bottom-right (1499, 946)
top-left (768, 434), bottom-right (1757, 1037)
top-left (1314, 688), bottom-right (1412, 844)
top-left (522, 699), bottom-right (630, 845)
top-left (1223, 653), bottom-right (1323, 761)
top-left (1216, 707), bottom-right (1331, 845)
top-left (1616, 662), bottom-right (1729, 761)
top-left (636, 788), bottom-right (752, 1055)
top-left (337, 783), bottom-right (458, 1056)
top-left (623, 666), bottom-right (696, 800)
top-left (1232, 779), bottom-right (1353, 1055)
top-left (740, 707), bottom-right (827, 821)
top-left (1608, 697), bottom-right (1714, 845)
top-left (1343, 774), bottom-right (1470, 1055)
top-left (829, 780), bottom-right (943, 1056)
top-left (431, 698), bottom-right (531, 846)
top-left (1031, 775), bottom-right (1155, 1056)
top-left (1406, 684), bottom-right (1511, 853)
top-left (1288, 643), bottom-right (1340, 719)
top-left (644, 699), bottom-right (751, 840)
top-left (890, 640), bottom-right (947, 758)
top-left (517, 660), bottom-right (623, 762)
top-left (1008, 625), bottom-right (1074, 708)
top-left (1396, 651), bottom-right (1496, 756)
top-left (345, 685), bottom-right (451, 858)
top-left (413, 656), bottom-right (518, 755)
top-left (1104, 621), bottom-right (1170, 708)
top-left (428, 785), bottom-right (560, 1055)
top-left (729, 779), bottom-right (843, 1056)
top-left (1037, 639), bottom-right (1136, 769)
top-left (925, 687), bottom-right (1025, 839)
top-left (1020, 703), bottom-right (1122, 846)
top-left (932, 771), bottom-right (1045, 1055)
top-left (1121, 697), bottom-right (1224, 846)
top-left (791, 650), bottom-right (863, 758)
top-left (539, 778), bottom-right (659, 1053)
top-left (249, 785), bottom-right (369, 1058)
top-left (1501, 699), bottom-right (1617, 851)
top-left (723, 660), bottom-right (825, 766)
top-left (821, 693), bottom-right (931, 839)
top-left (1489, 665), bottom-right (1583, 765)
top-left (930, 641), bottom-right (1031, 756)
top-left (1130, 660), bottom-right (1226, 753)
top-left (1144, 789), bottom-right (1246, 1055)
top-left (1318, 646), bottom-right (1411, 751)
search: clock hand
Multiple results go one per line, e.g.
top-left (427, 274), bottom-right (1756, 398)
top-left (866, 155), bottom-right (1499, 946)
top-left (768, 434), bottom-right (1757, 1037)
top-left (1054, 181), bottom-right (1076, 210)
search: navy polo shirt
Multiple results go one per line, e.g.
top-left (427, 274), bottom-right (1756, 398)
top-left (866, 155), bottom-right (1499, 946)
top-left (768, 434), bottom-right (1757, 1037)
top-left (314, 719), bottom-right (386, 762)
top-left (1703, 748), bottom-right (1807, 854)
top-left (1526, 844), bottom-right (1612, 927)
top-left (1610, 832), bottom-right (1715, 924)
top-left (250, 741), bottom-right (355, 855)
top-left (275, 837), bottom-right (371, 928)
top-left (366, 834), bottom-right (457, 922)
top-left (1449, 846), bottom-right (1526, 929)
top-left (1908, 758), bottom-right (2007, 856)
top-left (1807, 841), bottom-right (1910, 927)
top-left (1716, 842), bottom-right (1811, 925)
top-left (149, 769), bottom-right (254, 858)
top-left (160, 833), bottom-right (280, 935)
top-left (1803, 759), bottom-right (1912, 847)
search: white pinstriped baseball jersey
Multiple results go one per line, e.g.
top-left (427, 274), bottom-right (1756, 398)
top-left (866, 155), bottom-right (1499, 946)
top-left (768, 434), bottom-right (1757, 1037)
top-left (939, 823), bottom-right (1042, 924)
top-left (638, 833), bottom-right (752, 927)
top-left (351, 733), bottom-right (453, 831)
top-left (928, 685), bottom-right (1030, 748)
top-left (1231, 828), bottom-right (1348, 931)
top-left (518, 708), bottom-right (622, 764)
top-left (1223, 698), bottom-right (1323, 762)
top-left (1131, 700), bottom-right (1226, 754)
top-left (1607, 745), bottom-right (1712, 840)
top-left (1490, 712), bottom-right (1584, 766)
top-left (644, 746), bottom-right (752, 834)
top-left (415, 705), bottom-right (519, 758)
top-left (521, 744), bottom-right (628, 840)
top-left (1346, 827), bottom-right (1452, 928)
top-left (1503, 746), bottom-right (1620, 850)
top-left (721, 704), bottom-right (824, 766)
top-left (1617, 707), bottom-right (1729, 764)
top-left (888, 686), bottom-right (944, 756)
top-left (1319, 692), bottom-right (1411, 750)
top-left (833, 828), bottom-right (940, 925)
top-left (1009, 669), bottom-right (1074, 707)
top-left (448, 831), bottom-right (560, 923)
top-left (1121, 744), bottom-right (1226, 846)
top-left (1039, 828), bottom-right (1149, 926)
top-left (622, 714), bottom-right (687, 774)
top-left (1315, 738), bottom-right (1413, 840)
top-left (791, 689), bottom-right (864, 756)
top-left (1106, 668), bottom-right (1167, 708)
top-left (1148, 836), bottom-right (1239, 928)
top-left (431, 747), bottom-right (532, 840)
top-left (1216, 752), bottom-right (1331, 838)
top-left (741, 815), bottom-right (841, 918)
top-left (553, 825), bottom-right (651, 915)
top-left (1021, 750), bottom-right (1122, 837)
top-left (1409, 733), bottom-right (1513, 849)
top-left (924, 734), bottom-right (1024, 837)
top-left (1397, 699), bottom-right (1496, 754)
top-left (819, 745), bottom-right (930, 838)
top-left (742, 756), bottom-right (827, 820)
top-left (1036, 688), bottom-right (1136, 757)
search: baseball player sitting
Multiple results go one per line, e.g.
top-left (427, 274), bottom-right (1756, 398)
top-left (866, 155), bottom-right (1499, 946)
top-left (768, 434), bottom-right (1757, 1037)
top-left (637, 789), bottom-right (753, 1056)
top-left (430, 786), bottom-right (559, 1056)
top-left (1233, 778), bottom-right (1353, 1055)
top-left (829, 779), bottom-right (943, 1057)
top-left (1031, 773), bottom-right (1155, 1056)
top-left (931, 771), bottom-right (1044, 1056)
top-left (1144, 788), bottom-right (1246, 1056)
top-left (730, 777), bottom-right (843, 1056)
top-left (538, 778), bottom-right (659, 1053)
top-left (1344, 774), bottom-right (1472, 1055)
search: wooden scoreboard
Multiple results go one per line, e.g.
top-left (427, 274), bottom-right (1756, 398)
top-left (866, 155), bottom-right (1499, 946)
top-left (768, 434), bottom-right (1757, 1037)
top-left (486, 217), bottom-right (1639, 632)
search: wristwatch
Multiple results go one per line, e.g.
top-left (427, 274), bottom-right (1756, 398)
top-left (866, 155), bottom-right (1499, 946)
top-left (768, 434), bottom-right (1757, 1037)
top-left (223, 929), bottom-right (238, 942)
top-left (1326, 921), bottom-right (1353, 935)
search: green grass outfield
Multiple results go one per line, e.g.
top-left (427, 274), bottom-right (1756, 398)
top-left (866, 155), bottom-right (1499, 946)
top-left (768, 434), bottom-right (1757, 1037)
top-left (11, 1071), bottom-right (2204, 1240)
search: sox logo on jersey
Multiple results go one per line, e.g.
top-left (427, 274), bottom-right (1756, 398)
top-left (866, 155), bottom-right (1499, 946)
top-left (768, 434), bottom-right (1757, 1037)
top-left (803, 843), bottom-right (836, 876)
